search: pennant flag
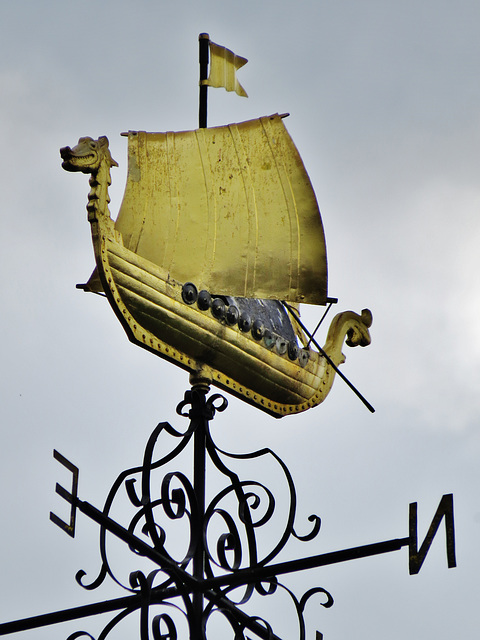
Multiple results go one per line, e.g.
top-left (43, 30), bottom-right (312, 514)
top-left (202, 41), bottom-right (248, 97)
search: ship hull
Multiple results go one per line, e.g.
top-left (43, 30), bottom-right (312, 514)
top-left (92, 220), bottom-right (329, 418)
top-left (61, 131), bottom-right (371, 418)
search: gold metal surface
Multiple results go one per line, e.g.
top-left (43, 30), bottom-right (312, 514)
top-left (201, 40), bottom-right (248, 97)
top-left (116, 115), bottom-right (328, 305)
top-left (61, 130), bottom-right (371, 418)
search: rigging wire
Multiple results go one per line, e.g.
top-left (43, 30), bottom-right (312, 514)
top-left (306, 300), bottom-right (334, 347)
top-left (283, 302), bottom-right (375, 414)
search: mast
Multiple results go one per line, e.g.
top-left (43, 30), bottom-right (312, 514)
top-left (199, 33), bottom-right (209, 128)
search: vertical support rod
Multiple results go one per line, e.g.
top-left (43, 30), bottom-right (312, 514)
top-left (199, 33), bottom-right (210, 128)
top-left (191, 387), bottom-right (208, 639)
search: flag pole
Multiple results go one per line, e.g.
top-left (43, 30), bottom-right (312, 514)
top-left (199, 33), bottom-right (209, 128)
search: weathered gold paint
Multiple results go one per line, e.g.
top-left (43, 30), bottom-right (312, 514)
top-left (116, 115), bottom-right (328, 305)
top-left (201, 40), bottom-right (248, 97)
top-left (60, 124), bottom-right (372, 417)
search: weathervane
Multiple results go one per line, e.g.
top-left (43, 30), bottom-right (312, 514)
top-left (0, 34), bottom-right (456, 639)
top-left (59, 32), bottom-right (373, 417)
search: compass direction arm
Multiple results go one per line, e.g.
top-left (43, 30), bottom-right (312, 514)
top-left (49, 451), bottom-right (200, 590)
top-left (73, 494), bottom-right (200, 591)
top-left (0, 593), bottom-right (145, 636)
top-left (202, 537), bottom-right (410, 591)
top-left (0, 587), bottom-right (282, 639)
top-left (201, 494), bottom-right (457, 591)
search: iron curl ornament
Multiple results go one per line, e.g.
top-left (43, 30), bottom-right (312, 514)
top-left (56, 385), bottom-right (333, 640)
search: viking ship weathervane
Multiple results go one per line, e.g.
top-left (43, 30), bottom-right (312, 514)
top-left (0, 34), bottom-right (456, 640)
top-left (59, 32), bottom-right (373, 417)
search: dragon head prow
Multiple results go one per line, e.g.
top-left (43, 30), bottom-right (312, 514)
top-left (346, 308), bottom-right (372, 347)
top-left (60, 136), bottom-right (118, 174)
top-left (322, 308), bottom-right (373, 366)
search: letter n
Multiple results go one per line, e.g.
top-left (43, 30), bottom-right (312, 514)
top-left (409, 493), bottom-right (456, 575)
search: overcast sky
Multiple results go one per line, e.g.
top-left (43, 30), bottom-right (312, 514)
top-left (1, 1), bottom-right (479, 639)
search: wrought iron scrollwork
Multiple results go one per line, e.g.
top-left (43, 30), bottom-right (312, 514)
top-left (0, 387), bottom-right (455, 640)
top-left (62, 386), bottom-right (333, 640)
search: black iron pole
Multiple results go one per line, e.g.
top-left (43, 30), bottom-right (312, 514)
top-left (191, 387), bottom-right (208, 639)
top-left (199, 33), bottom-right (209, 128)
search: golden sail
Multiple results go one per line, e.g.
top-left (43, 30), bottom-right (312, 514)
top-left (61, 115), bottom-right (372, 417)
top-left (116, 115), bottom-right (327, 304)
